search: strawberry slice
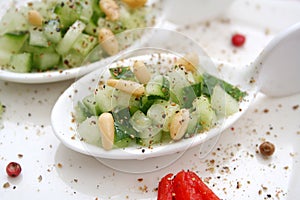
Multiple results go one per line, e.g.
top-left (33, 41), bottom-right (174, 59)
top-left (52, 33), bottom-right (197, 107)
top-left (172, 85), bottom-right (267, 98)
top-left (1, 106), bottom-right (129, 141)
top-left (157, 173), bottom-right (174, 200)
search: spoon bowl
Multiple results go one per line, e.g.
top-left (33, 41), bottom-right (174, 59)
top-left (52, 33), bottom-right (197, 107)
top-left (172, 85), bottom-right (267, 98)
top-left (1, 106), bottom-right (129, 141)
top-left (51, 28), bottom-right (257, 160)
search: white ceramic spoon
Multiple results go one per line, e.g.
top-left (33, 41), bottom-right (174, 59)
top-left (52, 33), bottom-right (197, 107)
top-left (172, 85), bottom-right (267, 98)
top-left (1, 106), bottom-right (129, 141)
top-left (51, 26), bottom-right (300, 160)
top-left (256, 22), bottom-right (300, 97)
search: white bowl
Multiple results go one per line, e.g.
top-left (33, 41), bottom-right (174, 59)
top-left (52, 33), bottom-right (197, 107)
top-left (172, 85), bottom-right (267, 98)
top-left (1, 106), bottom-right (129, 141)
top-left (0, 0), bottom-right (164, 83)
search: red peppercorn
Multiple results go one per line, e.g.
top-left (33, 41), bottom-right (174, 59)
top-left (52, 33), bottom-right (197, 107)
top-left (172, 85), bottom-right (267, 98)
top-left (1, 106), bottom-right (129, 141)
top-left (231, 33), bottom-right (246, 47)
top-left (6, 162), bottom-right (22, 177)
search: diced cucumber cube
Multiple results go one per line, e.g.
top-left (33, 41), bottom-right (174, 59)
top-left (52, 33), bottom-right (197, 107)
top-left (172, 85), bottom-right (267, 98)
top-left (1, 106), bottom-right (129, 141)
top-left (0, 33), bottom-right (29, 53)
top-left (30, 1), bottom-right (54, 17)
top-left (186, 111), bottom-right (201, 137)
top-left (111, 90), bottom-right (135, 110)
top-left (44, 20), bottom-right (62, 43)
top-left (8, 53), bottom-right (32, 73)
top-left (82, 94), bottom-right (101, 116)
top-left (72, 33), bottom-right (97, 56)
top-left (84, 20), bottom-right (99, 36)
top-left (0, 8), bottom-right (29, 35)
top-left (168, 68), bottom-right (190, 104)
top-left (78, 0), bottom-right (93, 23)
top-left (56, 20), bottom-right (86, 55)
top-left (62, 50), bottom-right (84, 68)
top-left (95, 85), bottom-right (114, 113)
top-left (21, 41), bottom-right (56, 54)
top-left (146, 75), bottom-right (170, 100)
top-left (192, 96), bottom-right (217, 130)
top-left (54, 1), bottom-right (80, 30)
top-left (82, 45), bottom-right (104, 63)
top-left (0, 50), bottom-right (12, 65)
top-left (33, 52), bottom-right (61, 71)
top-left (211, 85), bottom-right (239, 117)
top-left (147, 100), bottom-right (179, 132)
top-left (29, 27), bottom-right (49, 47)
top-left (77, 116), bottom-right (101, 146)
top-left (74, 101), bottom-right (90, 123)
top-left (54, 0), bottom-right (92, 29)
top-left (130, 110), bottom-right (152, 133)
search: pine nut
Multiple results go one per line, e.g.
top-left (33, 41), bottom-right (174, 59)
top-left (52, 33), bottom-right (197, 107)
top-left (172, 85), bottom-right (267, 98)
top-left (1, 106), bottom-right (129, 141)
top-left (133, 61), bottom-right (151, 84)
top-left (99, 0), bottom-right (120, 21)
top-left (28, 10), bottom-right (43, 27)
top-left (176, 52), bottom-right (199, 72)
top-left (170, 109), bottom-right (190, 140)
top-left (98, 113), bottom-right (115, 150)
top-left (107, 79), bottom-right (145, 96)
top-left (121, 0), bottom-right (147, 8)
top-left (98, 28), bottom-right (119, 55)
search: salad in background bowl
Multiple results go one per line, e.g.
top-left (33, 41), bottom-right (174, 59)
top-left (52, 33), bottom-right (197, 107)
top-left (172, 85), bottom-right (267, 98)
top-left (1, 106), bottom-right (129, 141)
top-left (0, 0), bottom-right (164, 83)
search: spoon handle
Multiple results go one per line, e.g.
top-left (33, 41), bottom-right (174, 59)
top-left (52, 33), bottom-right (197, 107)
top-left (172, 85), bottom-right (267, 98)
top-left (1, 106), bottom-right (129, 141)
top-left (257, 22), bottom-right (300, 97)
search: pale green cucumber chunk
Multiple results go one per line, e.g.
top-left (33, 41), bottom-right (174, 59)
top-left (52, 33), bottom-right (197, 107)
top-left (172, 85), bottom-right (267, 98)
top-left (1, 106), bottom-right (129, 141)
top-left (74, 101), bottom-right (90, 123)
top-left (21, 40), bottom-right (56, 54)
top-left (147, 100), bottom-right (180, 132)
top-left (0, 8), bottom-right (29, 35)
top-left (44, 20), bottom-right (62, 43)
top-left (84, 21), bottom-right (99, 36)
top-left (72, 33), bottom-right (97, 56)
top-left (0, 33), bottom-right (28, 53)
top-left (34, 52), bottom-right (61, 71)
top-left (77, 116), bottom-right (101, 146)
top-left (8, 53), bottom-right (32, 73)
top-left (211, 85), bottom-right (239, 117)
top-left (82, 94), bottom-right (101, 116)
top-left (95, 85), bottom-right (114, 113)
top-left (145, 75), bottom-right (170, 100)
top-left (78, 0), bottom-right (93, 23)
top-left (130, 109), bottom-right (162, 145)
top-left (62, 50), bottom-right (84, 68)
top-left (192, 95), bottom-right (217, 130)
top-left (186, 111), bottom-right (201, 137)
top-left (54, 1), bottom-right (80, 30)
top-left (130, 110), bottom-right (152, 133)
top-left (56, 20), bottom-right (86, 55)
top-left (0, 50), bottom-right (12, 65)
top-left (29, 27), bottom-right (49, 47)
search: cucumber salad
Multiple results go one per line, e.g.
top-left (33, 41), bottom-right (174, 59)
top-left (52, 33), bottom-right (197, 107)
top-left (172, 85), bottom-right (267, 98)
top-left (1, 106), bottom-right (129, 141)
top-left (0, 0), bottom-right (148, 73)
top-left (74, 53), bottom-right (247, 150)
